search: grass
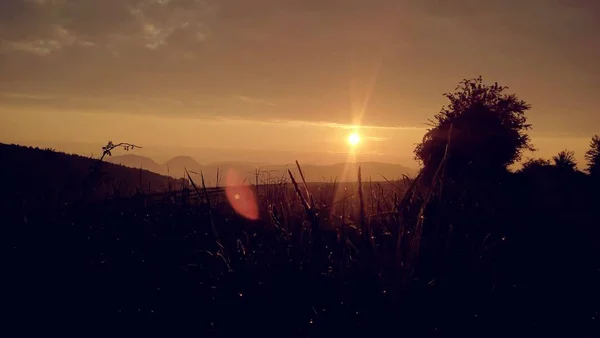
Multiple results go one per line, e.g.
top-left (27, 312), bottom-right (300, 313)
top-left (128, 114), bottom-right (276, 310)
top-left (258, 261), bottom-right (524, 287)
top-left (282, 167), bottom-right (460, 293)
top-left (4, 148), bottom-right (600, 336)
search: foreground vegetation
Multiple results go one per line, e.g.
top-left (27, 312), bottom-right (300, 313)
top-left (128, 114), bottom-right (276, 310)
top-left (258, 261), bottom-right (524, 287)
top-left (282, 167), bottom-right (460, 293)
top-left (4, 77), bottom-right (600, 336)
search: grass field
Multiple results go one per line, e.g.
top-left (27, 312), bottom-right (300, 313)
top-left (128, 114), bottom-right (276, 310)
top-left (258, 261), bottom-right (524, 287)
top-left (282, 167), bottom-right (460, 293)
top-left (4, 145), bottom-right (600, 336)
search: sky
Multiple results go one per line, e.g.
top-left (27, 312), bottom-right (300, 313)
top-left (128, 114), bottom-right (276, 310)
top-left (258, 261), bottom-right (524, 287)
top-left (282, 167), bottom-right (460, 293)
top-left (0, 0), bottom-right (599, 166)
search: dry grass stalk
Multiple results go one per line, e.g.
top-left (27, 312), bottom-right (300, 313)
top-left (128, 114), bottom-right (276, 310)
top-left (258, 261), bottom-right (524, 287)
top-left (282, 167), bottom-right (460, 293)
top-left (405, 124), bottom-right (453, 282)
top-left (185, 168), bottom-right (226, 257)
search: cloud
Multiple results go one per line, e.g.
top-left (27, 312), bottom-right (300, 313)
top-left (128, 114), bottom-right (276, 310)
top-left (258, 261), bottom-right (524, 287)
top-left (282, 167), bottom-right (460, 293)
top-left (0, 0), bottom-right (598, 135)
top-left (2, 40), bottom-right (59, 55)
top-left (366, 136), bottom-right (388, 142)
top-left (211, 117), bottom-right (425, 131)
top-left (235, 95), bottom-right (276, 107)
top-left (269, 120), bottom-right (425, 131)
top-left (0, 0), bottom-right (446, 129)
top-left (0, 0), bottom-right (215, 54)
top-left (0, 92), bottom-right (58, 100)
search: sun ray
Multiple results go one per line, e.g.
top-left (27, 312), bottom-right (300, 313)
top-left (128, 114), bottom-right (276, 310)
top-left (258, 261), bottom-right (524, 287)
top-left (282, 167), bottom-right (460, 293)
top-left (331, 1), bottom-right (407, 217)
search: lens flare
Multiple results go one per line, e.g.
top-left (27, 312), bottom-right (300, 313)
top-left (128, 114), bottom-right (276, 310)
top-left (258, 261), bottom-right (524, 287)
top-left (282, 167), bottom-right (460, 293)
top-left (225, 169), bottom-right (259, 220)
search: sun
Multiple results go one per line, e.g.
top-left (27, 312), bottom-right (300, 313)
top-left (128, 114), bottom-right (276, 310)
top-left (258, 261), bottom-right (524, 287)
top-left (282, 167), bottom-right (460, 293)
top-left (347, 132), bottom-right (361, 146)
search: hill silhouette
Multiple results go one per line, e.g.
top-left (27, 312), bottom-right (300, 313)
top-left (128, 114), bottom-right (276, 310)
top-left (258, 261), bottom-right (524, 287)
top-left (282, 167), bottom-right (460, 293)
top-left (164, 156), bottom-right (203, 177)
top-left (0, 143), bottom-right (184, 204)
top-left (105, 154), bottom-right (164, 174)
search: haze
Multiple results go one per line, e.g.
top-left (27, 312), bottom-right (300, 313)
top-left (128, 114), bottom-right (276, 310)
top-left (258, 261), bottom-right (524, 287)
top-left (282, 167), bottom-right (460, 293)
top-left (1, 0), bottom-right (598, 166)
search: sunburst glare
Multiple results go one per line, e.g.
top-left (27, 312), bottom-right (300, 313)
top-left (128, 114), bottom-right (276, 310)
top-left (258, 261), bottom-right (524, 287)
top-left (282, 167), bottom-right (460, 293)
top-left (347, 132), bottom-right (361, 147)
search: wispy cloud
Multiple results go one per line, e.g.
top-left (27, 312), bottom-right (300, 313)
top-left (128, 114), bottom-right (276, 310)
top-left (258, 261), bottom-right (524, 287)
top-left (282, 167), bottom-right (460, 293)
top-left (0, 92), bottom-right (58, 100)
top-left (2, 39), bottom-right (61, 55)
top-left (236, 95), bottom-right (276, 107)
top-left (0, 89), bottom-right (424, 131)
top-left (0, 0), bottom-right (214, 56)
top-left (204, 117), bottom-right (425, 131)
top-left (1, 24), bottom-right (98, 56)
top-left (264, 119), bottom-right (426, 130)
top-left (366, 136), bottom-right (388, 141)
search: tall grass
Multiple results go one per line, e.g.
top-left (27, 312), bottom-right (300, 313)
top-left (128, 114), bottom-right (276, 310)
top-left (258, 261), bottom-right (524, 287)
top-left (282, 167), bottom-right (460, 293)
top-left (6, 140), bottom-right (599, 336)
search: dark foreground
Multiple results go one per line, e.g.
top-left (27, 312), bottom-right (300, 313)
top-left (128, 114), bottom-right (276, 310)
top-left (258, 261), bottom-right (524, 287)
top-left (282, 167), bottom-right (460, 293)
top-left (5, 184), bottom-right (599, 337)
top-left (3, 146), bottom-right (600, 337)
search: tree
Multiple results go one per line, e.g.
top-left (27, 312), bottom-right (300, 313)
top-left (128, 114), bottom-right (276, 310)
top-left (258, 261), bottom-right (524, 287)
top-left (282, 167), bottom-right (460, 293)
top-left (584, 135), bottom-right (600, 176)
top-left (521, 157), bottom-right (551, 171)
top-left (414, 76), bottom-right (534, 180)
top-left (552, 150), bottom-right (577, 171)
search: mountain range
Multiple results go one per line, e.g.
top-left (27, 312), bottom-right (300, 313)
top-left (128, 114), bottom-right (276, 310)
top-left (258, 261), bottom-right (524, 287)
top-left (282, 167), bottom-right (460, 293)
top-left (107, 154), bottom-right (418, 186)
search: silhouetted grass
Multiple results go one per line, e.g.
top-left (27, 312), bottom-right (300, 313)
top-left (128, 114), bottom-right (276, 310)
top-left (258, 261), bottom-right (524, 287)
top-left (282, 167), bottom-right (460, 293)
top-left (3, 144), bottom-right (600, 337)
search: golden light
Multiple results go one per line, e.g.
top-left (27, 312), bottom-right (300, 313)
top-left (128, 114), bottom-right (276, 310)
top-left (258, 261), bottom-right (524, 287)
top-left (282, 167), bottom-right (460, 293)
top-left (347, 132), bottom-right (361, 146)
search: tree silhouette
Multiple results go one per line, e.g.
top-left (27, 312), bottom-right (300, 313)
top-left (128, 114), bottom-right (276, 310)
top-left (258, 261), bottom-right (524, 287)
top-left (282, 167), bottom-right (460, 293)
top-left (585, 135), bottom-right (600, 176)
top-left (414, 76), bottom-right (534, 179)
top-left (521, 157), bottom-right (551, 171)
top-left (552, 150), bottom-right (577, 171)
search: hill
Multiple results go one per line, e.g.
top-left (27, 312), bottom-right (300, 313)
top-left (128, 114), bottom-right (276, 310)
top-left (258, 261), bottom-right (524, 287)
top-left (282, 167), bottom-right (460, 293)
top-left (164, 156), bottom-right (202, 177)
top-left (0, 143), bottom-right (184, 204)
top-left (104, 154), bottom-right (165, 175)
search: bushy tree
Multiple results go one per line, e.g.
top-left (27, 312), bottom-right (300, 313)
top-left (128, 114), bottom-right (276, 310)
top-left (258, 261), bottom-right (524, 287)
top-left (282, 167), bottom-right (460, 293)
top-left (584, 135), bottom-right (600, 176)
top-left (521, 157), bottom-right (551, 171)
top-left (414, 76), bottom-right (534, 179)
top-left (553, 150), bottom-right (577, 171)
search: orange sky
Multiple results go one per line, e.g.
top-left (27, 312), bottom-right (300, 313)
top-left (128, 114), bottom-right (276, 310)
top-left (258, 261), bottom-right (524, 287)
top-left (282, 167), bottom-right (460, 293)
top-left (1, 0), bottom-right (598, 167)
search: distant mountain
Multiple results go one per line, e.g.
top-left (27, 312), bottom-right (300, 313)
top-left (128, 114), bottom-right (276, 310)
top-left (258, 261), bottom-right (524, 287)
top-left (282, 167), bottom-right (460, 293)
top-left (205, 161), bottom-right (270, 167)
top-left (106, 154), bottom-right (165, 175)
top-left (107, 154), bottom-right (418, 186)
top-left (164, 156), bottom-right (202, 177)
top-left (0, 143), bottom-right (183, 203)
